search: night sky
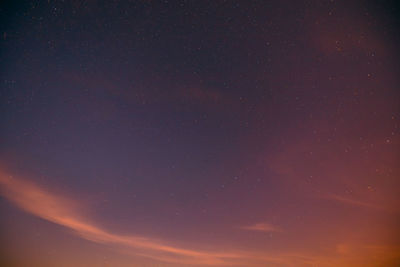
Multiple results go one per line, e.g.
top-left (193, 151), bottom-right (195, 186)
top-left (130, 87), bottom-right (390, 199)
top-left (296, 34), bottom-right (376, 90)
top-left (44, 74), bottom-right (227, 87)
top-left (1, 1), bottom-right (400, 266)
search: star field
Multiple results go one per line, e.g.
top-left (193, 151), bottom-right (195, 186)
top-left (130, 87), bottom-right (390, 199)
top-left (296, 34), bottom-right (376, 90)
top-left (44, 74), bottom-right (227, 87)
top-left (1, 1), bottom-right (400, 266)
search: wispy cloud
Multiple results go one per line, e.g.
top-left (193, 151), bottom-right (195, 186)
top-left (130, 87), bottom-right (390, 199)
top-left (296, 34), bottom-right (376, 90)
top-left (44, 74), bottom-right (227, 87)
top-left (2, 169), bottom-right (396, 266)
top-left (240, 222), bottom-right (283, 233)
top-left (1, 169), bottom-right (318, 266)
top-left (0, 169), bottom-right (243, 265)
top-left (324, 193), bottom-right (391, 212)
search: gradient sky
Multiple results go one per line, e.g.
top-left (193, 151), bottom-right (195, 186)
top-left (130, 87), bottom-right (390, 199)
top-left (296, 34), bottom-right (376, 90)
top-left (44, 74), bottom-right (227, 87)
top-left (1, 1), bottom-right (400, 266)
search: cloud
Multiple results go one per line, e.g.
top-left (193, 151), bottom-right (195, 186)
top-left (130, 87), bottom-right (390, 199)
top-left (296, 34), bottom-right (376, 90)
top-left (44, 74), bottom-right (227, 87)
top-left (0, 169), bottom-right (244, 265)
top-left (0, 169), bottom-right (321, 266)
top-left (2, 168), bottom-right (397, 266)
top-left (324, 193), bottom-right (391, 212)
top-left (0, 168), bottom-right (317, 266)
top-left (240, 222), bottom-right (283, 233)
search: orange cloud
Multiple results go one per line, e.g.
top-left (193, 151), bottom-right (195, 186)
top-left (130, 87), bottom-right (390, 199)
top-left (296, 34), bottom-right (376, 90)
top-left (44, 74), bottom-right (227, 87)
top-left (0, 169), bottom-right (317, 266)
top-left (2, 168), bottom-right (399, 266)
top-left (240, 223), bottom-right (283, 233)
top-left (0, 169), bottom-right (243, 265)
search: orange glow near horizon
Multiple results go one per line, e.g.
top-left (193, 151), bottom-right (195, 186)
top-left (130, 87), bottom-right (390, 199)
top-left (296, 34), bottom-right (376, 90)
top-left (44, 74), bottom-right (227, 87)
top-left (1, 165), bottom-right (399, 266)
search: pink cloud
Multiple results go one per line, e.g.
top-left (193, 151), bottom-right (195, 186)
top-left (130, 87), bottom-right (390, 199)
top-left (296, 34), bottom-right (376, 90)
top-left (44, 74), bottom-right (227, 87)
top-left (240, 222), bottom-right (283, 233)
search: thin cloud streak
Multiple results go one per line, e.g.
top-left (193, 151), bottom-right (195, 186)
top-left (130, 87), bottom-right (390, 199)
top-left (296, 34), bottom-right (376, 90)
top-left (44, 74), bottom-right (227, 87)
top-left (0, 169), bottom-right (243, 265)
top-left (2, 169), bottom-right (396, 266)
top-left (0, 170), bottom-right (325, 266)
top-left (240, 223), bottom-right (283, 233)
top-left (324, 193), bottom-right (391, 212)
